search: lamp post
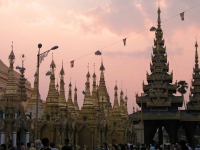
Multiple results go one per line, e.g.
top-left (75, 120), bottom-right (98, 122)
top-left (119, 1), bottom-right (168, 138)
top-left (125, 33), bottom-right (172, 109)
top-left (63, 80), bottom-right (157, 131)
top-left (35, 44), bottom-right (58, 140)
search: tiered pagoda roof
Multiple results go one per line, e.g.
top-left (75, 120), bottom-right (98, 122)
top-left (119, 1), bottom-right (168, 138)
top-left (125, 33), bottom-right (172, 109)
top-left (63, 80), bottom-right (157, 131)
top-left (187, 41), bottom-right (200, 113)
top-left (136, 7), bottom-right (183, 112)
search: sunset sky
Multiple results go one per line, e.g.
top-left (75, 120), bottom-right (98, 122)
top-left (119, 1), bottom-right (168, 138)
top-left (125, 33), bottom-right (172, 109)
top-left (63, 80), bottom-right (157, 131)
top-left (1, 0), bottom-right (200, 113)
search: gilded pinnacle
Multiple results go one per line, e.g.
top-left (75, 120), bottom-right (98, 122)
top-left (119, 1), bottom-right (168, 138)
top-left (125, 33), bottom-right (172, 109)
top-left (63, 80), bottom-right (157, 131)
top-left (60, 62), bottom-right (65, 76)
top-left (195, 40), bottom-right (199, 68)
top-left (157, 6), bottom-right (161, 28)
top-left (69, 82), bottom-right (72, 87)
top-left (114, 84), bottom-right (118, 91)
top-left (93, 72), bottom-right (96, 78)
top-left (50, 59), bottom-right (56, 69)
top-left (75, 86), bottom-right (77, 91)
top-left (100, 61), bottom-right (105, 71)
top-left (86, 71), bottom-right (90, 78)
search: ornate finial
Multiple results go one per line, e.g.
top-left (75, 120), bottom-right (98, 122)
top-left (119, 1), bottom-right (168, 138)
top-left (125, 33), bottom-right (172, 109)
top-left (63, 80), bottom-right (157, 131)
top-left (69, 77), bottom-right (72, 87)
top-left (100, 59), bottom-right (105, 71)
top-left (11, 41), bottom-right (13, 50)
top-left (9, 41), bottom-right (15, 65)
top-left (20, 54), bottom-right (26, 67)
top-left (75, 81), bottom-right (77, 91)
top-left (114, 81), bottom-right (118, 90)
top-left (60, 60), bottom-right (65, 76)
top-left (56, 79), bottom-right (59, 88)
top-left (195, 36), bottom-right (198, 48)
top-left (157, 5), bottom-right (161, 28)
top-left (50, 54), bottom-right (56, 69)
top-left (195, 37), bottom-right (199, 68)
top-left (19, 54), bottom-right (26, 75)
top-left (87, 63), bottom-right (89, 72)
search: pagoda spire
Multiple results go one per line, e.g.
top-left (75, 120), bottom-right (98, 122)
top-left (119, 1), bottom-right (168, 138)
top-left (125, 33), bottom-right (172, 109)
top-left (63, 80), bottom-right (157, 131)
top-left (113, 81), bottom-right (119, 109)
top-left (188, 40), bottom-right (200, 109)
top-left (25, 69), bottom-right (43, 118)
top-left (17, 57), bottom-right (27, 102)
top-left (157, 6), bottom-right (161, 28)
top-left (85, 65), bottom-right (91, 98)
top-left (100, 60), bottom-right (105, 81)
top-left (120, 89), bottom-right (126, 118)
top-left (5, 42), bottom-right (17, 95)
top-left (195, 40), bottom-right (199, 69)
top-left (91, 64), bottom-right (99, 110)
top-left (82, 67), bottom-right (93, 107)
top-left (124, 90), bottom-right (128, 116)
top-left (66, 79), bottom-right (75, 115)
top-left (98, 60), bottom-right (110, 108)
top-left (31, 69), bottom-right (41, 99)
top-left (73, 83), bottom-right (79, 114)
top-left (46, 54), bottom-right (58, 102)
top-left (58, 61), bottom-right (66, 107)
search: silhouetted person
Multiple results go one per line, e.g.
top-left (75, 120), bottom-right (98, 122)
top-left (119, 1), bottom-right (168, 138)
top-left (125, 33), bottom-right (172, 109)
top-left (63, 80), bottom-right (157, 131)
top-left (41, 138), bottom-right (51, 150)
top-left (7, 140), bottom-right (14, 150)
top-left (178, 140), bottom-right (188, 150)
top-left (61, 146), bottom-right (72, 150)
top-left (64, 139), bottom-right (71, 147)
top-left (50, 143), bottom-right (57, 150)
top-left (112, 145), bottom-right (118, 150)
top-left (1, 144), bottom-right (6, 150)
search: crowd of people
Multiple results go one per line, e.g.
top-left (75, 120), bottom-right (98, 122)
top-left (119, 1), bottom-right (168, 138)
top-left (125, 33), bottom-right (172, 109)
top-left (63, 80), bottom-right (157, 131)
top-left (0, 138), bottom-right (72, 150)
top-left (0, 139), bottom-right (198, 150)
top-left (102, 140), bottom-right (198, 150)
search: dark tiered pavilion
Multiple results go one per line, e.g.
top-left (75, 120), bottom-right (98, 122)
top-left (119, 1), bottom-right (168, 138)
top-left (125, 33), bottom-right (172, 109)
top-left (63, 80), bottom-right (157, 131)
top-left (130, 7), bottom-right (200, 148)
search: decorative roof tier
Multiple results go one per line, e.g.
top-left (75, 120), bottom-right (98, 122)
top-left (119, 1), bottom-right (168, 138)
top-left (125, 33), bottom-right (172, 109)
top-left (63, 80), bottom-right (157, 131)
top-left (187, 40), bottom-right (200, 112)
top-left (136, 7), bottom-right (183, 110)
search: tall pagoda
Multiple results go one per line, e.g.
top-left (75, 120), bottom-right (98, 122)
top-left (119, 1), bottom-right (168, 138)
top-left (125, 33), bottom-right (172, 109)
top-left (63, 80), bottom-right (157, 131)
top-left (131, 7), bottom-right (184, 145)
top-left (185, 41), bottom-right (200, 146)
top-left (187, 41), bottom-right (200, 114)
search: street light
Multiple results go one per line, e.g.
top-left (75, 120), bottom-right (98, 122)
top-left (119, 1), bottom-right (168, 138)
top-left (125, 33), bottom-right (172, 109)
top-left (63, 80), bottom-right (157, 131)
top-left (35, 43), bottom-right (58, 140)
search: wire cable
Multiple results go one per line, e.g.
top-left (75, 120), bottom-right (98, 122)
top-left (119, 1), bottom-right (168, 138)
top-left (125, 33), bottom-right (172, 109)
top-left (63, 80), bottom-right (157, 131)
top-left (26, 2), bottom-right (200, 79)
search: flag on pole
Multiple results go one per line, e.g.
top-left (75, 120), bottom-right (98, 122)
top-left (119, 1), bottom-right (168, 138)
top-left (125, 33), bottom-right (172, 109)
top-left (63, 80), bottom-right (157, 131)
top-left (95, 50), bottom-right (102, 55)
top-left (180, 12), bottom-right (184, 21)
top-left (123, 38), bottom-right (126, 46)
top-left (70, 60), bottom-right (74, 68)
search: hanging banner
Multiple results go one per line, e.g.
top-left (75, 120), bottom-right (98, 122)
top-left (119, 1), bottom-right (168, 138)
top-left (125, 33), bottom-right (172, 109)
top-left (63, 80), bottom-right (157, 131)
top-left (180, 12), bottom-right (184, 21)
